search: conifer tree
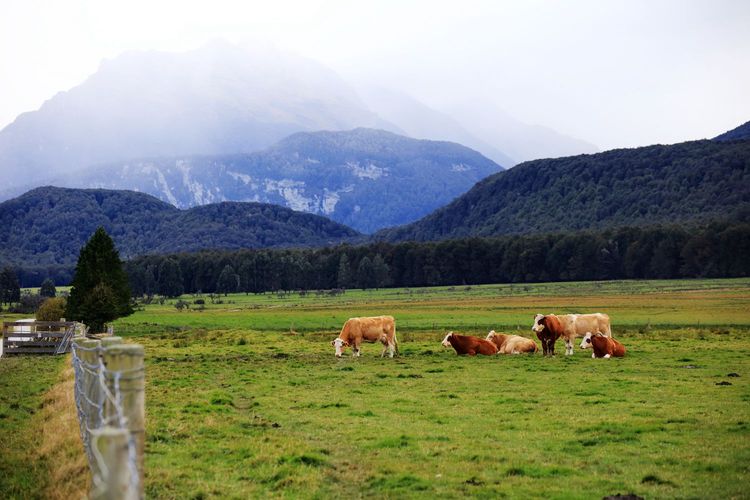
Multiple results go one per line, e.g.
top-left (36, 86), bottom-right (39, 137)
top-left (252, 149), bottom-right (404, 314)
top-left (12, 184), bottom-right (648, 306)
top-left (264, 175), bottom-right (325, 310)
top-left (66, 227), bottom-right (133, 332)
top-left (39, 278), bottom-right (56, 298)
top-left (0, 266), bottom-right (21, 305)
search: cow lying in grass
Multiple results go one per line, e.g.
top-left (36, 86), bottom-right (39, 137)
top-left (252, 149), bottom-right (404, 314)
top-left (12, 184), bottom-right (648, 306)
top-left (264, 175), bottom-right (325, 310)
top-left (582, 332), bottom-right (626, 358)
top-left (485, 331), bottom-right (538, 354)
top-left (331, 315), bottom-right (398, 358)
top-left (441, 332), bottom-right (498, 356)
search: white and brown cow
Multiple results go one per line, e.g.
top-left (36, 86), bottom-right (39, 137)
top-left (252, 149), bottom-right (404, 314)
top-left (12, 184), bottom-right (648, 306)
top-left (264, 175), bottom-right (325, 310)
top-left (582, 332), bottom-right (626, 358)
top-left (531, 313), bottom-right (611, 355)
top-left (441, 332), bottom-right (498, 356)
top-left (485, 331), bottom-right (538, 354)
top-left (331, 315), bottom-right (398, 358)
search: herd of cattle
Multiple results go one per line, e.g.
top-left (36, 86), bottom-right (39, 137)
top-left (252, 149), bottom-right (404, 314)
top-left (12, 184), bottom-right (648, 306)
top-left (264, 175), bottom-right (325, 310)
top-left (331, 313), bottom-right (627, 359)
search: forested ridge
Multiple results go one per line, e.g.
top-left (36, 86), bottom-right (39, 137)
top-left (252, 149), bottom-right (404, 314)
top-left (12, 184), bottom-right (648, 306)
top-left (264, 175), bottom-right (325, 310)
top-left (125, 219), bottom-right (749, 296)
top-left (376, 139), bottom-right (750, 242)
top-left (0, 186), bottom-right (358, 285)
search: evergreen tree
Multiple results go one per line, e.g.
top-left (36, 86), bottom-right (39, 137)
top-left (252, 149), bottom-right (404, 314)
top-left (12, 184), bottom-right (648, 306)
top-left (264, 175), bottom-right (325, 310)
top-left (0, 267), bottom-right (21, 305)
top-left (66, 228), bottom-right (133, 332)
top-left (39, 278), bottom-right (56, 297)
top-left (157, 258), bottom-right (184, 297)
top-left (372, 254), bottom-right (391, 288)
top-left (356, 256), bottom-right (375, 289)
top-left (336, 254), bottom-right (352, 289)
top-left (216, 264), bottom-right (240, 295)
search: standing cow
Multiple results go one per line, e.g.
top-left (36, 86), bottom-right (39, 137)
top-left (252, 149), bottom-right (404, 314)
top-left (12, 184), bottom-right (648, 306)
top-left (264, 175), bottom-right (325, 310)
top-left (531, 313), bottom-right (612, 355)
top-left (485, 331), bottom-right (538, 354)
top-left (331, 315), bottom-right (398, 358)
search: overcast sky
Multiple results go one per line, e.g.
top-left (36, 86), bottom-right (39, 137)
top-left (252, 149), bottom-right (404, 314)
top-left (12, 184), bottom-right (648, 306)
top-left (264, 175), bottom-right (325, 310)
top-left (2, 0), bottom-right (748, 150)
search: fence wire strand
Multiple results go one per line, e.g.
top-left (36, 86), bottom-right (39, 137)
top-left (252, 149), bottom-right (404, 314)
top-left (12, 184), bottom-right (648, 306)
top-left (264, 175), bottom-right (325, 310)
top-left (71, 341), bottom-right (142, 497)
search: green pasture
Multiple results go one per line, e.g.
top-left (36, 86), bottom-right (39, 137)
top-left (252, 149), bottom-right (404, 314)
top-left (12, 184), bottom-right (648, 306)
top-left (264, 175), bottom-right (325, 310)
top-left (1, 278), bottom-right (749, 498)
top-left (115, 278), bottom-right (750, 335)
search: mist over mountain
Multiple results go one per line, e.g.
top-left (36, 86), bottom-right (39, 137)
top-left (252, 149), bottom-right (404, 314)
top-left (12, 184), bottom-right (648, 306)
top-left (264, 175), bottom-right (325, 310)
top-left (355, 86), bottom-right (516, 166)
top-left (445, 100), bottom-right (599, 162)
top-left (0, 40), bottom-right (395, 187)
top-left (49, 128), bottom-right (502, 234)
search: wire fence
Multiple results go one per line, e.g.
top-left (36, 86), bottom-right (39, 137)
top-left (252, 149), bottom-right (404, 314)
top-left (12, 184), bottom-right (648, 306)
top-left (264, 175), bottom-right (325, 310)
top-left (71, 335), bottom-right (145, 499)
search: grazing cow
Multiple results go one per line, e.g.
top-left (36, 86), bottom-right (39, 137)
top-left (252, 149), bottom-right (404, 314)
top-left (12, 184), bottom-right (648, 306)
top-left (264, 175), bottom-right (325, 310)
top-left (583, 332), bottom-right (626, 358)
top-left (485, 331), bottom-right (538, 354)
top-left (441, 332), bottom-right (498, 356)
top-left (532, 313), bottom-right (612, 355)
top-left (331, 315), bottom-right (398, 358)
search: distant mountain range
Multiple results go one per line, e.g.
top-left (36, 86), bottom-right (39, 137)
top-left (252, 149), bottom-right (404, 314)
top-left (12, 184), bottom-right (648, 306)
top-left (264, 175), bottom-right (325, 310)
top-left (0, 40), bottom-right (597, 192)
top-left (0, 186), bottom-right (358, 276)
top-left (376, 137), bottom-right (750, 242)
top-left (46, 128), bottom-right (503, 233)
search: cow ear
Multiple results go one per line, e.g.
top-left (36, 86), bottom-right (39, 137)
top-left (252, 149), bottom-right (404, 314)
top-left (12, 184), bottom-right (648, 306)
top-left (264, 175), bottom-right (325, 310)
top-left (331, 340), bottom-right (335, 346)
top-left (343, 340), bottom-right (350, 346)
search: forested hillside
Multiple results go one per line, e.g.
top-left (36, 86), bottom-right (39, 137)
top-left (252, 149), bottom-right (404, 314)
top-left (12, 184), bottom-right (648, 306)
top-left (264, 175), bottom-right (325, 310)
top-left (376, 139), bottom-right (750, 242)
top-left (714, 120), bottom-right (750, 142)
top-left (0, 186), bottom-right (358, 285)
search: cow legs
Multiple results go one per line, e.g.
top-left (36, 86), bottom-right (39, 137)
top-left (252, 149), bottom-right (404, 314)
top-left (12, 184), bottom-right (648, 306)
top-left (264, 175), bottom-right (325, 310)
top-left (564, 338), bottom-right (574, 355)
top-left (546, 339), bottom-right (555, 356)
top-left (352, 344), bottom-right (361, 357)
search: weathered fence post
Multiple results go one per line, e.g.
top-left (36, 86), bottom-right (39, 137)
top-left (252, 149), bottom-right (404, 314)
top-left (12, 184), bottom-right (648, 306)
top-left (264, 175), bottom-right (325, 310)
top-left (102, 344), bottom-right (145, 498)
top-left (90, 426), bottom-right (138, 500)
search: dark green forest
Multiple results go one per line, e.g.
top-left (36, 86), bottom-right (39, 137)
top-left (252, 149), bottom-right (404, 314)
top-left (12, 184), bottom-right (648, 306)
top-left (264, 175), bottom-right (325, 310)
top-left (125, 219), bottom-right (749, 296)
top-left (0, 186), bottom-right (358, 285)
top-left (376, 139), bottom-right (750, 242)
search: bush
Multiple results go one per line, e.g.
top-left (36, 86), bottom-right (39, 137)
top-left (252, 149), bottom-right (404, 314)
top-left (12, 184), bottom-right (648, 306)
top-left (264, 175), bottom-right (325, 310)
top-left (36, 297), bottom-right (67, 321)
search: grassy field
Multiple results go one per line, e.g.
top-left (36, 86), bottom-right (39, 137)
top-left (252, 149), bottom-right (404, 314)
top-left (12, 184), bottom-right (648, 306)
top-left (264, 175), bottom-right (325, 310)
top-left (2, 278), bottom-right (749, 498)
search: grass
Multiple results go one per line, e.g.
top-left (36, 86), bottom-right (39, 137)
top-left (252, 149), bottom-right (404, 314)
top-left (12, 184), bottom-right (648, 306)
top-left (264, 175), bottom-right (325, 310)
top-left (0, 355), bottom-right (87, 499)
top-left (2, 278), bottom-right (749, 498)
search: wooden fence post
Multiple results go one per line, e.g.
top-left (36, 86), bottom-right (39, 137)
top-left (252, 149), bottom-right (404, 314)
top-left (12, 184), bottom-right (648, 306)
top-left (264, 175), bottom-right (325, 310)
top-left (102, 344), bottom-right (145, 498)
top-left (90, 426), bottom-right (138, 500)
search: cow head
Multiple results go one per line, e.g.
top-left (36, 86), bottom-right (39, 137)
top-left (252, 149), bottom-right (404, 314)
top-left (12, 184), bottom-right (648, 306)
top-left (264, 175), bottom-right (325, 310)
top-left (486, 330), bottom-right (497, 341)
top-left (331, 338), bottom-right (349, 357)
top-left (531, 314), bottom-right (546, 333)
top-left (441, 332), bottom-right (454, 348)
top-left (580, 332), bottom-right (593, 349)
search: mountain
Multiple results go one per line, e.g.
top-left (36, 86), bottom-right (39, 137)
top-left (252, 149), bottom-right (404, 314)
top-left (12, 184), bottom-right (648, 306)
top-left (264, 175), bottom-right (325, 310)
top-left (0, 40), bottom-right (396, 188)
top-left (375, 139), bottom-right (750, 242)
top-left (0, 186), bottom-right (358, 281)
top-left (445, 100), bottom-right (599, 163)
top-left (355, 86), bottom-right (516, 166)
top-left (714, 120), bottom-right (750, 142)
top-left (53, 128), bottom-right (503, 233)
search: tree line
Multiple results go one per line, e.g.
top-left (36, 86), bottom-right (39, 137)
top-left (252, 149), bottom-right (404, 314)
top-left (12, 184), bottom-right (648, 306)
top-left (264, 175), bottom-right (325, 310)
top-left (125, 220), bottom-right (750, 296)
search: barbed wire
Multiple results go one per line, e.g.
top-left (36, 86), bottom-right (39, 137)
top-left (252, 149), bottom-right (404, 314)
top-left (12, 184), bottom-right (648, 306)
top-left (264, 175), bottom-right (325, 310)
top-left (71, 340), bottom-right (142, 498)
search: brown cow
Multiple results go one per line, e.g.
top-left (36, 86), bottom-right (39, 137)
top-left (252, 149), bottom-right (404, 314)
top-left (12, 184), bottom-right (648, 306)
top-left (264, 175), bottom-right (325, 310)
top-left (531, 315), bottom-right (563, 355)
top-left (485, 331), bottom-right (538, 354)
top-left (583, 332), bottom-right (626, 358)
top-left (331, 315), bottom-right (398, 358)
top-left (532, 313), bottom-right (612, 355)
top-left (441, 332), bottom-right (498, 356)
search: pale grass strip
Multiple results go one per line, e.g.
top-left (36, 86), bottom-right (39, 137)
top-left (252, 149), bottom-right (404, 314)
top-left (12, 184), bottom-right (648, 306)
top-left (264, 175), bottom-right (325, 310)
top-left (38, 360), bottom-right (91, 499)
